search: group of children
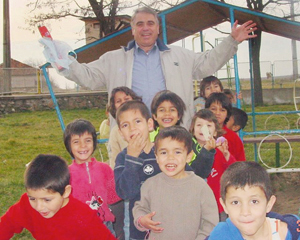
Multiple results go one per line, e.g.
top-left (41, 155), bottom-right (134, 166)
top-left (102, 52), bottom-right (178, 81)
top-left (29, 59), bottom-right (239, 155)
top-left (1, 76), bottom-right (299, 240)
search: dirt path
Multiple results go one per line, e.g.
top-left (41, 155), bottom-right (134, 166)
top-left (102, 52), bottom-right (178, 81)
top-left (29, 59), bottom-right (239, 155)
top-left (271, 172), bottom-right (300, 215)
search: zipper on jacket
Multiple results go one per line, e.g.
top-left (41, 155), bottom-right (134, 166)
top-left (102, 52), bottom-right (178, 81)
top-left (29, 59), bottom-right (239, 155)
top-left (85, 162), bottom-right (91, 184)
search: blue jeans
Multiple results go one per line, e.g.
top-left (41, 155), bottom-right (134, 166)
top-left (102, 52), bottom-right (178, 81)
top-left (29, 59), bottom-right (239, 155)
top-left (124, 200), bottom-right (130, 240)
top-left (104, 221), bottom-right (116, 237)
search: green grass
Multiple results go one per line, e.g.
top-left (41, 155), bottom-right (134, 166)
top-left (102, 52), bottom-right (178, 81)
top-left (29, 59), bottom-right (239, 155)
top-left (0, 108), bottom-right (107, 239)
top-left (0, 105), bottom-right (299, 238)
top-left (242, 104), bottom-right (300, 169)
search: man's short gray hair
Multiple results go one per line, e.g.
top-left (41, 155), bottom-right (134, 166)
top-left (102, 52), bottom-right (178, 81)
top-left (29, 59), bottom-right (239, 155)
top-left (131, 7), bottom-right (159, 26)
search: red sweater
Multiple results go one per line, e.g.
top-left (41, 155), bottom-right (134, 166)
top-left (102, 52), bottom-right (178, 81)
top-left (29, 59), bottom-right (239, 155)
top-left (223, 125), bottom-right (246, 161)
top-left (207, 149), bottom-right (236, 213)
top-left (69, 158), bottom-right (121, 222)
top-left (0, 193), bottom-right (116, 240)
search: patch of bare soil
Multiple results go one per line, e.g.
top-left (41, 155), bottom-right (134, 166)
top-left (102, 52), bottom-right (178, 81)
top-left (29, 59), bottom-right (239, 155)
top-left (271, 172), bottom-right (300, 215)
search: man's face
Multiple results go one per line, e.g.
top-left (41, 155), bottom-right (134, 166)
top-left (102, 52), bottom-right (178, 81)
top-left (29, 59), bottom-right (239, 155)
top-left (131, 12), bottom-right (159, 52)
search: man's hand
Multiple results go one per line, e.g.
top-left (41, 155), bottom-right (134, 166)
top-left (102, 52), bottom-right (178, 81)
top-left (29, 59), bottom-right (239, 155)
top-left (231, 20), bottom-right (257, 43)
top-left (139, 212), bottom-right (164, 233)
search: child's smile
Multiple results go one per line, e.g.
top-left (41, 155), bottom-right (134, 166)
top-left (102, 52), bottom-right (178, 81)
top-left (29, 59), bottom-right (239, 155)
top-left (156, 138), bottom-right (192, 179)
top-left (70, 132), bottom-right (94, 164)
top-left (153, 101), bottom-right (179, 129)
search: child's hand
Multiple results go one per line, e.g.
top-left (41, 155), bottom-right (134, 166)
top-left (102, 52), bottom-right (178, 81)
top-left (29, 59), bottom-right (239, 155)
top-left (236, 92), bottom-right (242, 100)
top-left (203, 136), bottom-right (216, 151)
top-left (139, 212), bottom-right (164, 233)
top-left (127, 132), bottom-right (147, 157)
top-left (217, 139), bottom-right (230, 161)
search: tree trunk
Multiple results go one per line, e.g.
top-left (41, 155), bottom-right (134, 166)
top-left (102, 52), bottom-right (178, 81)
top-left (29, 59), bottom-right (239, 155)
top-left (251, 30), bottom-right (263, 105)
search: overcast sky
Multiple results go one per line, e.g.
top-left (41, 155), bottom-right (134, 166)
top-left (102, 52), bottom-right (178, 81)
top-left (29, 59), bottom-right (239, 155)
top-left (1, 0), bottom-right (299, 87)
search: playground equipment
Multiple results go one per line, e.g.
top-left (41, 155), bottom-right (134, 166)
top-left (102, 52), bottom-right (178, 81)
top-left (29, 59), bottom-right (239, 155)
top-left (293, 78), bottom-right (300, 128)
top-left (40, 0), bottom-right (300, 172)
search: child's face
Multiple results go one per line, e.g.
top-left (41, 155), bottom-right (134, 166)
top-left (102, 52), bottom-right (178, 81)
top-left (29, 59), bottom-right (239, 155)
top-left (119, 109), bottom-right (153, 142)
top-left (220, 185), bottom-right (276, 239)
top-left (153, 101), bottom-right (180, 129)
top-left (226, 116), bottom-right (240, 132)
top-left (193, 118), bottom-right (216, 145)
top-left (156, 137), bottom-right (192, 179)
top-left (204, 82), bottom-right (222, 98)
top-left (208, 101), bottom-right (227, 125)
top-left (114, 91), bottom-right (133, 110)
top-left (225, 93), bottom-right (235, 104)
top-left (27, 186), bottom-right (71, 219)
top-left (70, 132), bottom-right (94, 164)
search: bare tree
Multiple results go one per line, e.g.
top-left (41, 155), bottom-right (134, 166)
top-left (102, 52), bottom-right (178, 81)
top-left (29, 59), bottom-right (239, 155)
top-left (25, 0), bottom-right (140, 39)
top-left (218, 0), bottom-right (299, 105)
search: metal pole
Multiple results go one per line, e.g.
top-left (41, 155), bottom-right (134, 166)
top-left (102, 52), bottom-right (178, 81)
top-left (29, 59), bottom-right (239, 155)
top-left (3, 0), bottom-right (12, 94)
top-left (161, 14), bottom-right (167, 44)
top-left (291, 0), bottom-right (299, 79)
top-left (229, 8), bottom-right (241, 109)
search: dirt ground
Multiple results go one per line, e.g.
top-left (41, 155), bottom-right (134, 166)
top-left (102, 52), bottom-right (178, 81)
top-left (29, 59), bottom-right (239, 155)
top-left (271, 172), bottom-right (300, 215)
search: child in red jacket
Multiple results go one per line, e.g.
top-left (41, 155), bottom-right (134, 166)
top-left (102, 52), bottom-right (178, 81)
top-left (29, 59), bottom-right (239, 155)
top-left (64, 119), bottom-right (121, 235)
top-left (0, 154), bottom-right (116, 240)
top-left (205, 92), bottom-right (246, 162)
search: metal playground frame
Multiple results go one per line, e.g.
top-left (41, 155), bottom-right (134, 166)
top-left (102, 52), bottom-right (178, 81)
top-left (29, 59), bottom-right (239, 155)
top-left (40, 0), bottom-right (300, 172)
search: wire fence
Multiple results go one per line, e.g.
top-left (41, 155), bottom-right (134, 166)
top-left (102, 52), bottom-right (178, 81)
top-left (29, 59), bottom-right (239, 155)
top-left (216, 59), bottom-right (300, 90)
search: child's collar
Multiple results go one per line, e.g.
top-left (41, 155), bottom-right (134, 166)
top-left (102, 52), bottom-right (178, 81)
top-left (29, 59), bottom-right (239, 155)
top-left (143, 142), bottom-right (154, 154)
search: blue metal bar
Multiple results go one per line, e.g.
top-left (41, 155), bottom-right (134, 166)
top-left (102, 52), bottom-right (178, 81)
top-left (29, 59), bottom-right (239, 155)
top-left (97, 139), bottom-right (108, 144)
top-left (198, 0), bottom-right (300, 27)
top-left (243, 129), bottom-right (300, 136)
top-left (246, 38), bottom-right (258, 161)
top-left (159, 0), bottom-right (199, 15)
top-left (161, 14), bottom-right (168, 44)
top-left (229, 8), bottom-right (241, 111)
top-left (41, 66), bottom-right (65, 131)
top-left (248, 110), bottom-right (300, 116)
top-left (200, 31), bottom-right (204, 52)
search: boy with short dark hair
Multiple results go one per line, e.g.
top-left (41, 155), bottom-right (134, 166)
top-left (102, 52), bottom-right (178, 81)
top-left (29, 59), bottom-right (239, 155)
top-left (133, 126), bottom-right (218, 240)
top-left (0, 154), bottom-right (116, 240)
top-left (194, 76), bottom-right (223, 112)
top-left (226, 107), bottom-right (248, 132)
top-left (208, 161), bottom-right (300, 240)
top-left (114, 101), bottom-right (193, 240)
top-left (114, 100), bottom-right (158, 240)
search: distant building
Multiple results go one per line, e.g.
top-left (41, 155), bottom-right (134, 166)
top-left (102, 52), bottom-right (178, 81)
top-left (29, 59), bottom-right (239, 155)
top-left (81, 15), bottom-right (131, 44)
top-left (0, 59), bottom-right (42, 93)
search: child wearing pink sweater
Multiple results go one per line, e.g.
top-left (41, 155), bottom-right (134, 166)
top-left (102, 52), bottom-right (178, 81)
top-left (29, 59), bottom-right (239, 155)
top-left (64, 119), bottom-right (121, 235)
